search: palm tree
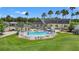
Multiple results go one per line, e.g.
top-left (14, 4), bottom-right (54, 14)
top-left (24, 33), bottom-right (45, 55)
top-left (25, 12), bottom-right (29, 23)
top-left (65, 10), bottom-right (69, 19)
top-left (61, 9), bottom-right (69, 30)
top-left (25, 12), bottom-right (29, 32)
top-left (48, 10), bottom-right (53, 19)
top-left (70, 7), bottom-right (76, 18)
top-left (69, 7), bottom-right (76, 24)
top-left (75, 11), bottom-right (79, 19)
top-left (61, 9), bottom-right (66, 19)
top-left (41, 12), bottom-right (47, 29)
top-left (41, 12), bottom-right (47, 20)
top-left (61, 9), bottom-right (69, 19)
top-left (55, 10), bottom-right (60, 26)
top-left (75, 11), bottom-right (79, 23)
top-left (70, 7), bottom-right (75, 11)
top-left (71, 13), bottom-right (75, 19)
top-left (55, 10), bottom-right (60, 18)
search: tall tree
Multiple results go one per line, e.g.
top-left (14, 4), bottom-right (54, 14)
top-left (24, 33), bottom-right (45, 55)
top-left (55, 10), bottom-right (60, 18)
top-left (25, 12), bottom-right (29, 31)
top-left (25, 12), bottom-right (29, 23)
top-left (61, 9), bottom-right (69, 19)
top-left (75, 11), bottom-right (79, 23)
top-left (41, 12), bottom-right (47, 19)
top-left (75, 11), bottom-right (79, 19)
top-left (48, 10), bottom-right (53, 19)
top-left (61, 9), bottom-right (65, 19)
top-left (70, 7), bottom-right (76, 16)
top-left (0, 19), bottom-right (4, 35)
top-left (71, 13), bottom-right (75, 19)
top-left (5, 15), bottom-right (12, 31)
top-left (61, 9), bottom-right (69, 30)
top-left (65, 10), bottom-right (69, 19)
top-left (41, 12), bottom-right (47, 28)
top-left (69, 7), bottom-right (76, 23)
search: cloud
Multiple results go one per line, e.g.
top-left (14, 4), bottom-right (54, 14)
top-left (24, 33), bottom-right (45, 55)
top-left (15, 11), bottom-right (26, 15)
top-left (10, 15), bottom-right (15, 17)
top-left (1, 15), bottom-right (6, 17)
top-left (15, 11), bottom-right (20, 13)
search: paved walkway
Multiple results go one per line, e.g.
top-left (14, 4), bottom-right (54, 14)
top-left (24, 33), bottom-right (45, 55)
top-left (0, 31), bottom-right (17, 38)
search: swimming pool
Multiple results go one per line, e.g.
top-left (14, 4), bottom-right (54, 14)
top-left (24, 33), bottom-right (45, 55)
top-left (26, 31), bottom-right (48, 37)
top-left (19, 31), bottom-right (55, 40)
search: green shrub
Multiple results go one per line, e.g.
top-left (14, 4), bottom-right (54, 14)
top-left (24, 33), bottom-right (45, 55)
top-left (68, 23), bottom-right (74, 32)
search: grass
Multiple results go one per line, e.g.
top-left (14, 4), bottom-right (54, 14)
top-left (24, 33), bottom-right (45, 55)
top-left (0, 32), bottom-right (79, 51)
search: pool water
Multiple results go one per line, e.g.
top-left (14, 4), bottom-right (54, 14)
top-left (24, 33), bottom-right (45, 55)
top-left (19, 31), bottom-right (55, 40)
top-left (25, 31), bottom-right (49, 37)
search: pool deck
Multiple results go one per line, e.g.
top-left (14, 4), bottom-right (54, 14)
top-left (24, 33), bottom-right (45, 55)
top-left (19, 32), bottom-right (56, 40)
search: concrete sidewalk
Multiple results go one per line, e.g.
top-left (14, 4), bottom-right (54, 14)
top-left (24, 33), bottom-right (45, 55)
top-left (0, 31), bottom-right (17, 38)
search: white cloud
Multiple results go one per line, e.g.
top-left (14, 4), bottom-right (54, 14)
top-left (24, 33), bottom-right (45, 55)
top-left (10, 15), bottom-right (15, 17)
top-left (16, 11), bottom-right (20, 13)
top-left (1, 15), bottom-right (6, 17)
top-left (15, 11), bottom-right (26, 15)
top-left (21, 11), bottom-right (26, 14)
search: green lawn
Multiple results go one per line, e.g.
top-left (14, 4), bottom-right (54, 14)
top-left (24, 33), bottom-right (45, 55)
top-left (0, 33), bottom-right (79, 51)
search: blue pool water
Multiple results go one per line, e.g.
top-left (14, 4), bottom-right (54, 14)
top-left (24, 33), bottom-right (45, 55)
top-left (25, 31), bottom-right (49, 37)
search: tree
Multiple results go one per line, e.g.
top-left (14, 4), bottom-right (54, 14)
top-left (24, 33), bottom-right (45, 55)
top-left (25, 12), bottom-right (29, 23)
top-left (61, 9), bottom-right (69, 19)
top-left (41, 12), bottom-right (47, 19)
top-left (55, 10), bottom-right (60, 18)
top-left (25, 12), bottom-right (29, 31)
top-left (71, 13), bottom-right (75, 19)
top-left (75, 11), bottom-right (79, 24)
top-left (61, 9), bottom-right (66, 19)
top-left (68, 22), bottom-right (74, 32)
top-left (5, 15), bottom-right (12, 31)
top-left (16, 17), bottom-right (23, 22)
top-left (17, 22), bottom-right (24, 31)
top-left (65, 10), bottom-right (69, 19)
top-left (48, 10), bottom-right (53, 19)
top-left (0, 20), bottom-right (4, 35)
top-left (25, 12), bottom-right (29, 18)
top-left (69, 7), bottom-right (76, 23)
top-left (5, 15), bottom-right (12, 22)
top-left (70, 7), bottom-right (75, 10)
top-left (75, 11), bottom-right (79, 19)
top-left (16, 17), bottom-right (25, 32)
top-left (70, 7), bottom-right (76, 15)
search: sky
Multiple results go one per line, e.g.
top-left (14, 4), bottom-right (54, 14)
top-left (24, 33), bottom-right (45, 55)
top-left (0, 7), bottom-right (79, 18)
